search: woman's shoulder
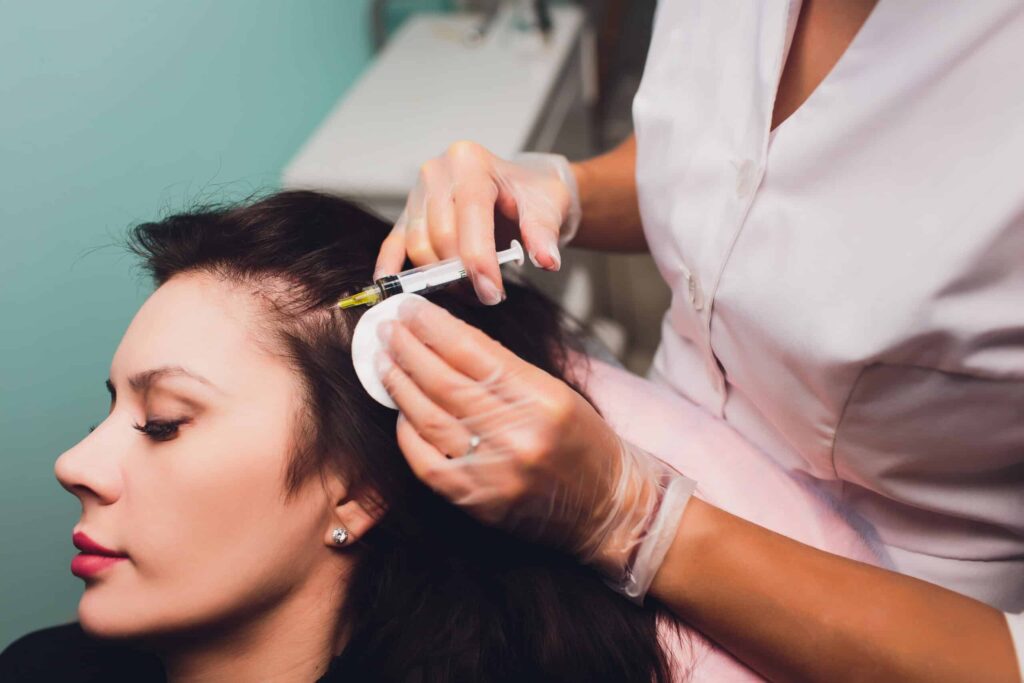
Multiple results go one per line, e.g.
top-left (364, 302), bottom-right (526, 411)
top-left (1, 622), bottom-right (164, 682)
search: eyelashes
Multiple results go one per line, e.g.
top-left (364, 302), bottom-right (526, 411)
top-left (87, 419), bottom-right (188, 442)
top-left (133, 418), bottom-right (188, 442)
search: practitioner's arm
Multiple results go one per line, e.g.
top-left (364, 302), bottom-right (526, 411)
top-left (651, 497), bottom-right (1020, 683)
top-left (376, 298), bottom-right (1020, 682)
top-left (569, 134), bottom-right (647, 252)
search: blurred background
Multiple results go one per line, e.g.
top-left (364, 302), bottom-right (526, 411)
top-left (0, 0), bottom-right (663, 649)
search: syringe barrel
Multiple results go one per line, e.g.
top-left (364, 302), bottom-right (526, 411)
top-left (381, 240), bottom-right (524, 299)
top-left (395, 259), bottom-right (467, 296)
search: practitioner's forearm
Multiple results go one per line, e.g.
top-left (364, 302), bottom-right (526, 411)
top-left (651, 498), bottom-right (1019, 683)
top-left (568, 135), bottom-right (647, 252)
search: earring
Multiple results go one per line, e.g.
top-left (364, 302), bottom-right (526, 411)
top-left (331, 527), bottom-right (350, 546)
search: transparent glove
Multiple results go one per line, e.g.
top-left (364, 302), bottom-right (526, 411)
top-left (375, 142), bottom-right (582, 306)
top-left (377, 297), bottom-right (695, 602)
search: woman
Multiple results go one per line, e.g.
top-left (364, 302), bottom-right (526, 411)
top-left (1, 192), bottom-right (670, 681)
top-left (371, 0), bottom-right (1024, 680)
top-left (0, 191), bottom-right (880, 681)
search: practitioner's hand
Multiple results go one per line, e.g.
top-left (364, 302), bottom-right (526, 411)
top-left (377, 297), bottom-right (695, 602)
top-left (374, 142), bottom-right (582, 306)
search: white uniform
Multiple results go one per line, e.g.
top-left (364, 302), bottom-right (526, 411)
top-left (632, 0), bottom-right (1024, 671)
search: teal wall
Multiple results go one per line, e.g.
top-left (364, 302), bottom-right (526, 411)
top-left (0, 1), bottom-right (377, 649)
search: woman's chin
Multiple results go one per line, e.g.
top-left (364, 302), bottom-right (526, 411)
top-left (77, 589), bottom-right (151, 641)
top-left (77, 586), bottom-right (238, 646)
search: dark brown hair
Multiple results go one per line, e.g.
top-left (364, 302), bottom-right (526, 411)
top-left (127, 190), bottom-right (672, 682)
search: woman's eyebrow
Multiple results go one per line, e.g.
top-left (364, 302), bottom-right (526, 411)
top-left (109, 366), bottom-right (222, 395)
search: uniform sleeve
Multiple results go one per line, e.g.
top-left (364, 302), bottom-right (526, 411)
top-left (1008, 612), bottom-right (1024, 682)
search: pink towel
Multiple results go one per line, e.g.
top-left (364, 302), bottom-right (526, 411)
top-left (581, 359), bottom-right (881, 681)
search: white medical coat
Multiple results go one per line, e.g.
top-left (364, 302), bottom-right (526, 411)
top-left (632, 0), bottom-right (1024, 669)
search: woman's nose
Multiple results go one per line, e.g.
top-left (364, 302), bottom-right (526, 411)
top-left (54, 418), bottom-right (123, 505)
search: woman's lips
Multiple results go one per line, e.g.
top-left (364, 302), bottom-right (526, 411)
top-left (71, 553), bottom-right (126, 577)
top-left (71, 531), bottom-right (128, 578)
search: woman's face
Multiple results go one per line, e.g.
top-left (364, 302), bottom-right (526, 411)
top-left (55, 272), bottom-right (344, 639)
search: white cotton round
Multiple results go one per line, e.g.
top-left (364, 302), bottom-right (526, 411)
top-left (350, 292), bottom-right (428, 409)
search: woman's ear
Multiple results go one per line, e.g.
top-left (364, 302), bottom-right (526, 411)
top-left (322, 474), bottom-right (386, 549)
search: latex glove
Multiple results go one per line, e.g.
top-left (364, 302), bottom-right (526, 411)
top-left (376, 297), bottom-right (696, 602)
top-left (374, 142), bottom-right (582, 306)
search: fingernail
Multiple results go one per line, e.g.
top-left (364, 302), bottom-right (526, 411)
top-left (474, 274), bottom-right (505, 306)
top-left (528, 250), bottom-right (542, 268)
top-left (375, 351), bottom-right (393, 376)
top-left (547, 244), bottom-right (562, 271)
top-left (373, 261), bottom-right (394, 281)
top-left (377, 320), bottom-right (394, 344)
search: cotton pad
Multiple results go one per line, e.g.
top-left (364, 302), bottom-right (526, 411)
top-left (350, 292), bottom-right (427, 409)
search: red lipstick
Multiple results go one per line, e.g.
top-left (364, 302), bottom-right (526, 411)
top-left (71, 531), bottom-right (128, 578)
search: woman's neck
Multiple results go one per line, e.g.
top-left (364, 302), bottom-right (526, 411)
top-left (156, 571), bottom-right (350, 683)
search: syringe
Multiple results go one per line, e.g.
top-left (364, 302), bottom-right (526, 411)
top-left (337, 240), bottom-right (525, 309)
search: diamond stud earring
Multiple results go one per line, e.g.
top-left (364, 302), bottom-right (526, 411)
top-left (331, 527), bottom-right (350, 546)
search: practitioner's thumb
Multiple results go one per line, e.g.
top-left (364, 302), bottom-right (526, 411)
top-left (518, 210), bottom-right (562, 272)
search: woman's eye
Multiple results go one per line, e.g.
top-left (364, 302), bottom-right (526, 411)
top-left (133, 419), bottom-right (187, 442)
top-left (88, 424), bottom-right (98, 434)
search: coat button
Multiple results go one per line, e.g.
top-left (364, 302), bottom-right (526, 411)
top-left (687, 273), bottom-right (704, 311)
